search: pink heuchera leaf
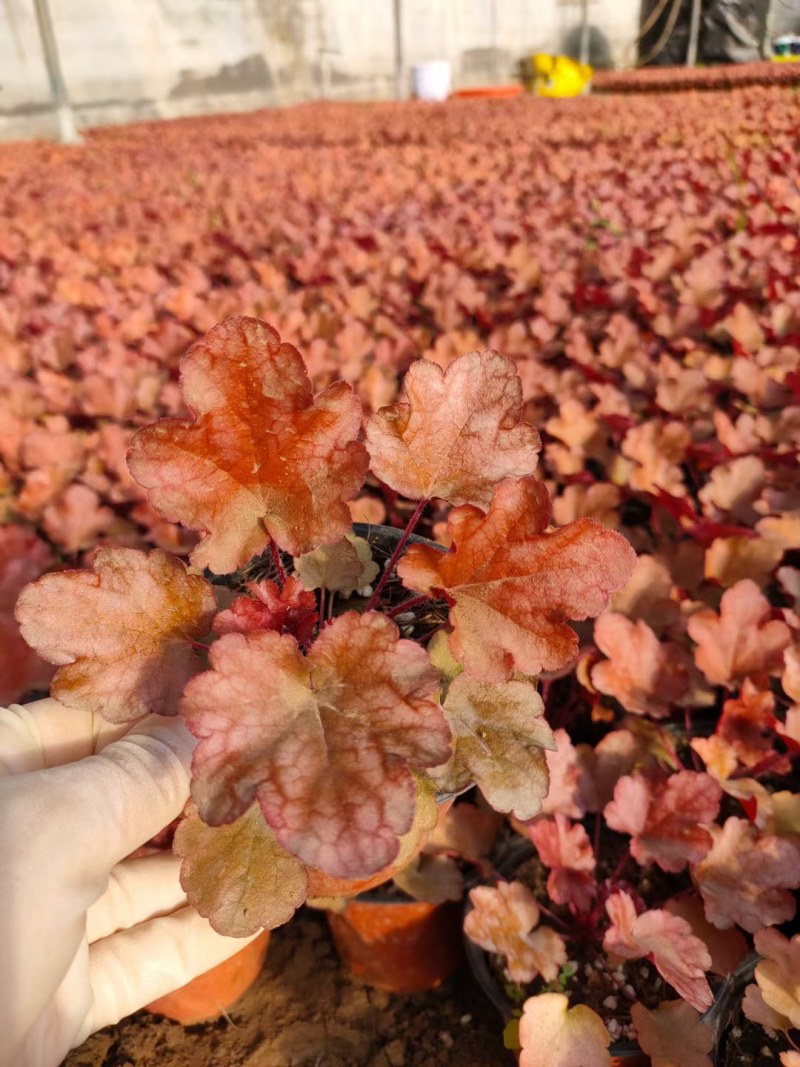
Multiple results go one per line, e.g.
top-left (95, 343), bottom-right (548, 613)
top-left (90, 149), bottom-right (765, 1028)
top-left (605, 771), bottom-right (721, 872)
top-left (541, 728), bottom-right (586, 818)
top-left (749, 927), bottom-right (800, 1030)
top-left (604, 892), bottom-right (713, 1011)
top-left (465, 881), bottom-right (567, 983)
top-left (742, 983), bottom-right (792, 1032)
top-left (693, 817), bottom-right (800, 932)
top-left (519, 993), bottom-right (611, 1067)
top-left (182, 611), bottom-right (450, 878)
top-left (212, 577), bottom-right (317, 644)
top-left (128, 317), bottom-right (368, 572)
top-left (591, 613), bottom-right (691, 717)
top-left (174, 802), bottom-right (307, 936)
top-left (15, 548), bottom-right (217, 723)
top-left (431, 673), bottom-right (554, 821)
top-left (687, 580), bottom-right (792, 687)
top-left (366, 350), bottom-right (541, 508)
top-left (630, 1001), bottom-right (712, 1067)
top-left (398, 477), bottom-right (636, 681)
top-left (42, 483), bottom-right (115, 554)
top-left (527, 814), bottom-right (596, 911)
top-left (664, 893), bottom-right (747, 976)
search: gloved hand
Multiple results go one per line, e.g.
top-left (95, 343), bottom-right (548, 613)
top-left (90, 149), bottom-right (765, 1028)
top-left (0, 698), bottom-right (258, 1067)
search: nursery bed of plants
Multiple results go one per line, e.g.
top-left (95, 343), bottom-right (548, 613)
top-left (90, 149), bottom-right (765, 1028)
top-left (1, 83), bottom-right (800, 1066)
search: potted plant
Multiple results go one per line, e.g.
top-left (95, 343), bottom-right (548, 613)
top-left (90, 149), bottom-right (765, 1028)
top-left (463, 584), bottom-right (800, 1066)
top-left (15, 315), bottom-right (636, 1018)
top-left (321, 796), bottom-right (502, 994)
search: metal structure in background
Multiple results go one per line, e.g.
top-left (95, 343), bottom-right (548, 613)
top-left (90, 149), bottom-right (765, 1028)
top-left (393, 0), bottom-right (404, 99)
top-left (686, 0), bottom-right (703, 64)
top-left (32, 0), bottom-right (80, 143)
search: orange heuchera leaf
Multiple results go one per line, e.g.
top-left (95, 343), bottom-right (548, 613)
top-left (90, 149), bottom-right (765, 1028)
top-left (365, 350), bottom-right (541, 508)
top-left (693, 817), bottom-right (800, 932)
top-left (750, 928), bottom-right (800, 1030)
top-left (604, 772), bottom-right (721, 872)
top-left (15, 548), bottom-right (217, 724)
top-left (424, 801), bottom-right (501, 860)
top-left (591, 613), bottom-right (692, 717)
top-left (527, 814), bottom-right (596, 911)
top-left (630, 1001), bottom-right (712, 1067)
top-left (519, 993), bottom-right (611, 1067)
top-left (687, 580), bottom-right (792, 687)
top-left (182, 611), bottom-right (449, 879)
top-left (604, 892), bottom-right (713, 1012)
top-left (393, 853), bottom-right (464, 904)
top-left (174, 802), bottom-right (307, 937)
top-left (128, 317), bottom-right (368, 572)
top-left (431, 673), bottom-right (554, 820)
top-left (212, 577), bottom-right (317, 644)
top-left (398, 477), bottom-right (636, 681)
top-left (465, 881), bottom-right (567, 983)
top-left (691, 681), bottom-right (780, 780)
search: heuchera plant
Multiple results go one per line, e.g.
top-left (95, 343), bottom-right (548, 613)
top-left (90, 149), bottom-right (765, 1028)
top-left (465, 572), bottom-right (800, 1066)
top-left (14, 315), bottom-right (635, 935)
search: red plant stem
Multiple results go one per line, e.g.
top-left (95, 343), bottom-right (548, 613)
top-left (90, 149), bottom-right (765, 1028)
top-left (192, 640), bottom-right (210, 653)
top-left (387, 594), bottom-right (430, 618)
top-left (609, 847), bottom-right (631, 884)
top-left (364, 498), bottom-right (429, 612)
top-left (269, 537), bottom-right (288, 587)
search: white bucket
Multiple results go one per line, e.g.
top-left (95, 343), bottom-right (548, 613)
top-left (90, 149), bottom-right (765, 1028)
top-left (411, 60), bottom-right (452, 102)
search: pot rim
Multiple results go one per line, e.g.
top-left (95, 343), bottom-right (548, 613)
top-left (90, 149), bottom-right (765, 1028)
top-left (351, 520), bottom-right (446, 553)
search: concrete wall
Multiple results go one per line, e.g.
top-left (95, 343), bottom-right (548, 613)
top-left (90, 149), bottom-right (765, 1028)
top-left (0, 0), bottom-right (642, 141)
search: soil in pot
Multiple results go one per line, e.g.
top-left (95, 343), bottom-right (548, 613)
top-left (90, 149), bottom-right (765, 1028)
top-left (466, 843), bottom-right (726, 1064)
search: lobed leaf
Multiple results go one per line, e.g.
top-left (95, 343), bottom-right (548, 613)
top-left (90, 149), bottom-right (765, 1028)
top-left (212, 577), bottom-right (317, 644)
top-left (604, 771), bottom-right (721, 872)
top-left (591, 613), bottom-right (691, 717)
top-left (365, 349), bottom-right (541, 508)
top-left (519, 994), bottom-right (611, 1067)
top-left (182, 611), bottom-right (450, 878)
top-left (693, 817), bottom-right (800, 932)
top-left (128, 317), bottom-right (368, 572)
top-left (750, 927), bottom-right (800, 1030)
top-left (630, 1001), bottom-right (712, 1067)
top-left (604, 892), bottom-right (713, 1011)
top-left (431, 673), bottom-right (554, 820)
top-left (174, 802), bottom-right (307, 936)
top-left (398, 477), bottom-right (637, 682)
top-left (465, 880), bottom-right (567, 984)
top-left (16, 547), bottom-right (216, 723)
top-left (527, 814), bottom-right (596, 911)
top-left (687, 579), bottom-right (792, 687)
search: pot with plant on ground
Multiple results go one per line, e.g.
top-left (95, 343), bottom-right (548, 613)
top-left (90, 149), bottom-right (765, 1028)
top-left (14, 316), bottom-right (637, 1023)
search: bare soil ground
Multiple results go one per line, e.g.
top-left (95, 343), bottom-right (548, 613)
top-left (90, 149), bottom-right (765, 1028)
top-left (63, 909), bottom-right (508, 1067)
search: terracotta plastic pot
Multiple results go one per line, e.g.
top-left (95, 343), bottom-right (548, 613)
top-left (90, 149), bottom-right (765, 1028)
top-left (144, 929), bottom-right (271, 1024)
top-left (328, 894), bottom-right (465, 994)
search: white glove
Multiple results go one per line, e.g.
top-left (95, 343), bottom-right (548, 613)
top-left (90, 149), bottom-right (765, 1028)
top-left (0, 698), bottom-right (259, 1067)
